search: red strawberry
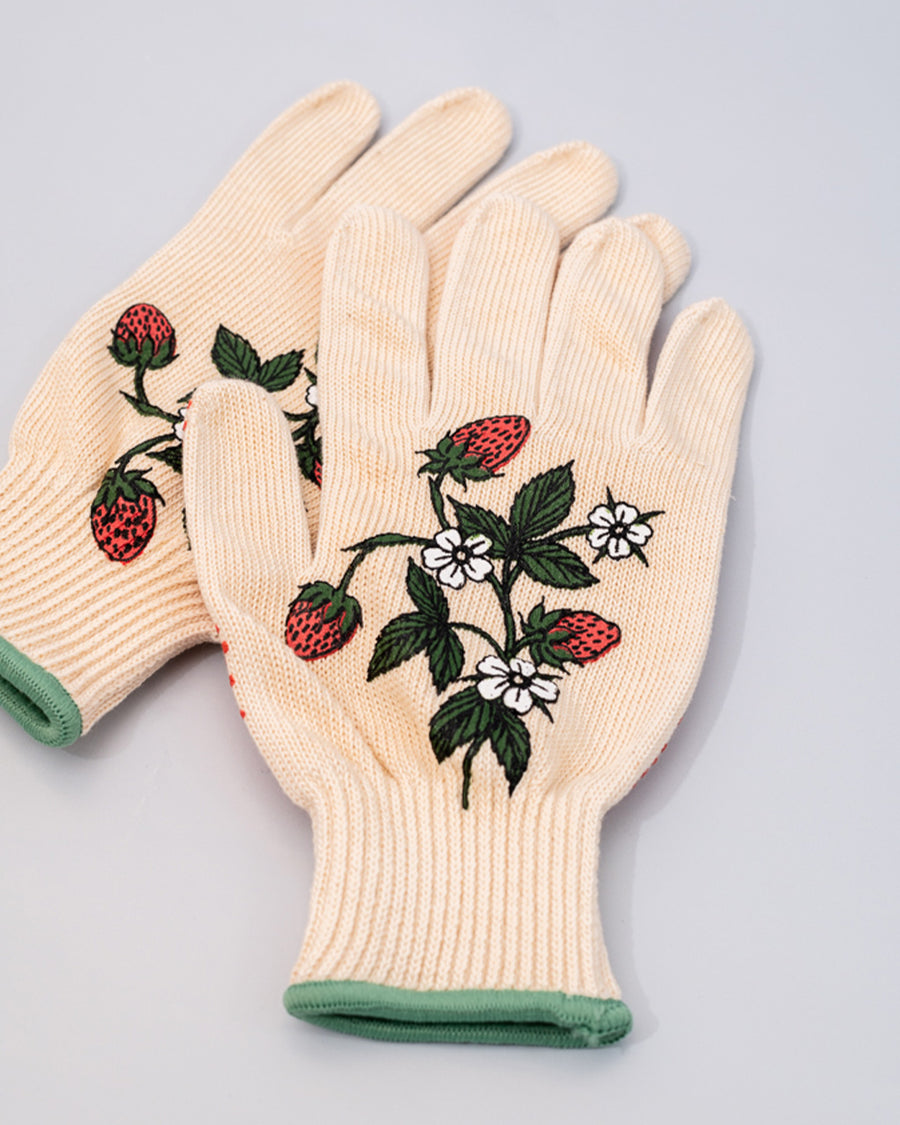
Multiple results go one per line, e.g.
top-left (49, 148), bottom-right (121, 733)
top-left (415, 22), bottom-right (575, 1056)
top-left (109, 303), bottom-right (176, 370)
top-left (450, 416), bottom-right (531, 474)
top-left (284, 582), bottom-right (361, 661)
top-left (313, 459), bottom-right (322, 488)
top-left (91, 466), bottom-right (164, 563)
top-left (550, 611), bottom-right (621, 664)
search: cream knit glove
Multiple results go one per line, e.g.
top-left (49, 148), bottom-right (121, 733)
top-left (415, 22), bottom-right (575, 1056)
top-left (0, 82), bottom-right (618, 745)
top-left (183, 197), bottom-right (751, 1047)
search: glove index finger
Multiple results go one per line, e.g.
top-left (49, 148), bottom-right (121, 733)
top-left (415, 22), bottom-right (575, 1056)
top-left (183, 378), bottom-right (312, 639)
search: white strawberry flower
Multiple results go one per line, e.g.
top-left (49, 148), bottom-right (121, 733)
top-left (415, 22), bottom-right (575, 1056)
top-left (587, 500), bottom-right (653, 559)
top-left (173, 406), bottom-right (189, 442)
top-left (476, 655), bottom-right (559, 715)
top-left (421, 528), bottom-right (493, 589)
top-left (306, 383), bottom-right (318, 408)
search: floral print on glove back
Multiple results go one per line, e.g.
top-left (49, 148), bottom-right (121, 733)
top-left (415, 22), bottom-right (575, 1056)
top-left (91, 314), bottom-right (320, 563)
top-left (283, 417), bottom-right (662, 809)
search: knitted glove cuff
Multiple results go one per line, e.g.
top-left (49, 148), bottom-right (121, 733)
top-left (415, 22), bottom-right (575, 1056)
top-left (283, 775), bottom-right (631, 1046)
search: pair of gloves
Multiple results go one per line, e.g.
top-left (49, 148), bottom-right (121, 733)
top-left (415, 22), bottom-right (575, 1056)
top-left (0, 83), bottom-right (752, 1047)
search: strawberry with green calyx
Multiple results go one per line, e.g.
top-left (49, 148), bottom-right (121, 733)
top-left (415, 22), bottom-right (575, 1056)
top-left (109, 304), bottom-right (177, 405)
top-left (517, 601), bottom-right (578, 669)
top-left (91, 466), bottom-right (164, 563)
top-left (109, 304), bottom-right (177, 371)
top-left (550, 610), bottom-right (621, 665)
top-left (108, 304), bottom-right (181, 425)
top-left (285, 581), bottom-right (362, 661)
top-left (418, 416), bottom-right (531, 485)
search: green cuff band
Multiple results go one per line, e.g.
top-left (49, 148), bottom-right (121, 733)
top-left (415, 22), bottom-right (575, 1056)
top-left (284, 980), bottom-right (632, 1047)
top-left (0, 635), bottom-right (81, 746)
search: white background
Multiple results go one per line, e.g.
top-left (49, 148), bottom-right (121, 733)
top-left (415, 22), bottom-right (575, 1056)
top-left (1, 1), bottom-right (898, 1121)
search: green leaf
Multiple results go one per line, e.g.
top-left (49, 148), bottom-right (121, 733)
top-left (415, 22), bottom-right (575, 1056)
top-left (429, 686), bottom-right (494, 763)
top-left (489, 707), bottom-right (531, 794)
top-left (528, 639), bottom-right (576, 670)
top-left (519, 542), bottom-right (597, 589)
top-left (630, 542), bottom-right (649, 567)
top-left (294, 433), bottom-right (320, 482)
top-left (335, 594), bottom-right (362, 635)
top-left (128, 472), bottom-right (163, 501)
top-left (526, 600), bottom-right (568, 633)
top-left (449, 499), bottom-right (511, 557)
top-left (138, 334), bottom-right (155, 367)
top-left (146, 445), bottom-right (183, 474)
top-left (406, 560), bottom-right (449, 623)
top-left (297, 581), bottom-right (338, 609)
top-left (259, 351), bottom-right (303, 392)
top-left (109, 334), bottom-right (137, 366)
top-left (510, 463), bottom-right (575, 539)
top-left (148, 336), bottom-right (176, 369)
top-left (346, 533), bottom-right (420, 552)
top-left (417, 436), bottom-right (496, 483)
top-left (211, 325), bottom-right (261, 381)
top-left (450, 462), bottom-right (493, 485)
top-left (427, 629), bottom-right (465, 694)
top-left (368, 613), bottom-right (432, 681)
top-left (93, 466), bottom-right (163, 511)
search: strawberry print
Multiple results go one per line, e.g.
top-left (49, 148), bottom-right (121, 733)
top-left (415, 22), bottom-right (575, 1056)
top-left (95, 317), bottom-right (310, 562)
top-left (90, 467), bottom-right (163, 563)
top-left (285, 414), bottom-right (664, 808)
top-left (109, 304), bottom-right (176, 371)
top-left (285, 582), bottom-right (362, 661)
top-left (550, 611), bottom-right (621, 664)
top-left (418, 415), bottom-right (531, 487)
top-left (449, 416), bottom-right (531, 474)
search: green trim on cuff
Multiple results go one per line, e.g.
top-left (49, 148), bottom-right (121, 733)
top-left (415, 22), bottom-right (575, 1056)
top-left (0, 636), bottom-right (81, 746)
top-left (284, 980), bottom-right (632, 1048)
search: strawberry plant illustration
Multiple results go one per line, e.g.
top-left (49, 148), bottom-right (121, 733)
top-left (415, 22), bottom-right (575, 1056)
top-left (284, 416), bottom-right (663, 808)
top-left (92, 310), bottom-right (315, 562)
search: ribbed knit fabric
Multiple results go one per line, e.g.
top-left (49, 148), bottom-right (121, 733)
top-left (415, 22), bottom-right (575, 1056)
top-left (297, 779), bottom-right (611, 994)
top-left (0, 82), bottom-right (619, 744)
top-left (183, 198), bottom-right (752, 1045)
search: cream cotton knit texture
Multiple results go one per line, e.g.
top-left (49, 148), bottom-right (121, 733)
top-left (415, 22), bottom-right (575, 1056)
top-left (182, 197), bottom-right (752, 1047)
top-left (0, 81), bottom-right (618, 746)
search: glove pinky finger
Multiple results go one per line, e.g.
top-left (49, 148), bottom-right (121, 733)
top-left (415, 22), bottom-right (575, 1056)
top-left (642, 299), bottom-right (754, 471)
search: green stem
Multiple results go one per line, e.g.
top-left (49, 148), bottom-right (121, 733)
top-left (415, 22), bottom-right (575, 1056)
top-left (120, 392), bottom-right (180, 426)
top-left (542, 524), bottom-right (594, 544)
top-left (133, 356), bottom-right (150, 405)
top-left (336, 533), bottom-right (435, 600)
top-left (116, 433), bottom-right (177, 469)
top-left (429, 473), bottom-right (449, 530)
top-left (127, 357), bottom-right (180, 425)
top-left (513, 630), bottom-right (545, 656)
top-left (461, 741), bottom-right (482, 810)
top-left (337, 550), bottom-right (369, 595)
top-left (448, 622), bottom-right (505, 658)
top-left (489, 572), bottom-right (518, 659)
